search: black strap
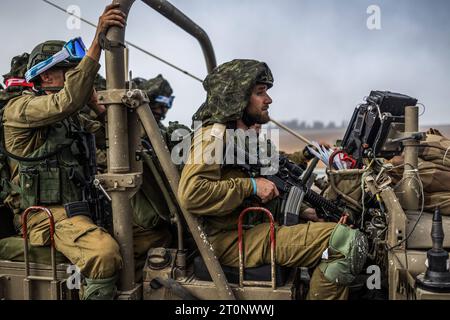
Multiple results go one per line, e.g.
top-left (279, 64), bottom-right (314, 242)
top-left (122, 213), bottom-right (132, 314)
top-left (0, 121), bottom-right (73, 162)
top-left (64, 201), bottom-right (91, 219)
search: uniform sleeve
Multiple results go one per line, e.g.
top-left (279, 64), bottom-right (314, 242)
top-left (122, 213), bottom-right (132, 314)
top-left (178, 126), bottom-right (254, 216)
top-left (4, 56), bottom-right (100, 128)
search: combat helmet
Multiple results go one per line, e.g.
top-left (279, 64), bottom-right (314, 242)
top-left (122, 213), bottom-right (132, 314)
top-left (3, 52), bottom-right (30, 81)
top-left (27, 40), bottom-right (79, 74)
top-left (132, 74), bottom-right (173, 100)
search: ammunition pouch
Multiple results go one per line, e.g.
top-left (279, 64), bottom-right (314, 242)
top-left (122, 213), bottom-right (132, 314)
top-left (18, 160), bottom-right (84, 210)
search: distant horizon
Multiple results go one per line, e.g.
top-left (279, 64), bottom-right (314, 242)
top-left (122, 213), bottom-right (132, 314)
top-left (1, 0), bottom-right (449, 127)
top-left (269, 119), bottom-right (450, 130)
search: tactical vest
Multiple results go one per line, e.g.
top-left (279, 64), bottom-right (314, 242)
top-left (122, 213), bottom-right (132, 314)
top-left (13, 119), bottom-right (86, 210)
top-left (0, 90), bottom-right (25, 202)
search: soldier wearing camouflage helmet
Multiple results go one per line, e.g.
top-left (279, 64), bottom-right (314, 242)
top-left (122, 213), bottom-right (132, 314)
top-left (178, 59), bottom-right (368, 300)
top-left (0, 53), bottom-right (32, 109)
top-left (0, 4), bottom-right (126, 299)
top-left (129, 74), bottom-right (192, 280)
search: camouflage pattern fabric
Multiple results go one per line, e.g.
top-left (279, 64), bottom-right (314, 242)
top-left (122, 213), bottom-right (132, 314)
top-left (192, 59), bottom-right (273, 126)
top-left (0, 90), bottom-right (22, 109)
top-left (132, 74), bottom-right (173, 104)
top-left (1, 52), bottom-right (32, 108)
top-left (3, 52), bottom-right (30, 81)
top-left (163, 120), bottom-right (192, 151)
top-left (94, 73), bottom-right (106, 91)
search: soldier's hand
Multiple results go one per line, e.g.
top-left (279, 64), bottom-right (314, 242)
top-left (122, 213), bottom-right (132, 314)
top-left (255, 178), bottom-right (279, 203)
top-left (88, 4), bottom-right (127, 61)
top-left (88, 89), bottom-right (106, 116)
top-left (338, 213), bottom-right (354, 228)
top-left (299, 208), bottom-right (325, 222)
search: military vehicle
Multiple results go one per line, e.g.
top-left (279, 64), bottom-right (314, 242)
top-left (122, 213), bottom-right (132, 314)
top-left (1, 0), bottom-right (449, 300)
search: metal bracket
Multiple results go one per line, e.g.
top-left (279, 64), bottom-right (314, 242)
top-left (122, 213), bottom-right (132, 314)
top-left (95, 172), bottom-right (142, 191)
top-left (122, 89), bottom-right (150, 109)
top-left (98, 32), bottom-right (126, 51)
top-left (97, 89), bottom-right (150, 109)
top-left (365, 174), bottom-right (392, 195)
top-left (97, 89), bottom-right (127, 105)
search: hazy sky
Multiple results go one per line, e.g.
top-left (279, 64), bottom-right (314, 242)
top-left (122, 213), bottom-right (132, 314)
top-left (1, 0), bottom-right (449, 127)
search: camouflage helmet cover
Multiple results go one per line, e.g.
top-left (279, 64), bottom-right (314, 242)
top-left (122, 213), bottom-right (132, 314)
top-left (192, 59), bottom-right (273, 126)
top-left (27, 40), bottom-right (79, 72)
top-left (3, 52), bottom-right (30, 81)
top-left (133, 74), bottom-right (173, 101)
top-left (94, 73), bottom-right (106, 91)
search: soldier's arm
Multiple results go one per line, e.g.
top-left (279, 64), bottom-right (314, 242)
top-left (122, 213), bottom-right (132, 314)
top-left (178, 127), bottom-right (254, 216)
top-left (4, 56), bottom-right (100, 128)
top-left (4, 4), bottom-right (126, 128)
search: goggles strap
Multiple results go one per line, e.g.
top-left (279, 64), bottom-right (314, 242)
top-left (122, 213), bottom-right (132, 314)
top-left (154, 95), bottom-right (174, 108)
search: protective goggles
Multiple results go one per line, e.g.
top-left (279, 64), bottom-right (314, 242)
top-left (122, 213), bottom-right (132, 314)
top-left (25, 37), bottom-right (87, 82)
top-left (154, 95), bottom-right (175, 108)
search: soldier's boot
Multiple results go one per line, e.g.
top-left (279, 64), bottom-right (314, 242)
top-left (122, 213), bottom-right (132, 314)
top-left (81, 275), bottom-right (118, 300)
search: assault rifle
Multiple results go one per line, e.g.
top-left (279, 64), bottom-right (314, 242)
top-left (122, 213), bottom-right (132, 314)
top-left (71, 131), bottom-right (112, 229)
top-left (226, 143), bottom-right (350, 225)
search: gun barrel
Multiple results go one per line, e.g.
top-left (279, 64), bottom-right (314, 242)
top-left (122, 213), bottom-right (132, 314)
top-left (305, 189), bottom-right (346, 222)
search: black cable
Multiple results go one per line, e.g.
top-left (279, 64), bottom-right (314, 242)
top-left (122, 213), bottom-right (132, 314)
top-left (42, 0), bottom-right (204, 83)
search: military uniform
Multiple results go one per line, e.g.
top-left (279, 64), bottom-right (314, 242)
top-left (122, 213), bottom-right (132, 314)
top-left (178, 59), bottom-right (368, 300)
top-left (1, 53), bottom-right (122, 299)
top-left (0, 53), bottom-right (30, 109)
top-left (130, 75), bottom-right (182, 278)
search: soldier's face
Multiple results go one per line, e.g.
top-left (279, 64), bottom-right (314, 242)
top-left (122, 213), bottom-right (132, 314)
top-left (39, 67), bottom-right (71, 89)
top-left (151, 103), bottom-right (169, 122)
top-left (245, 84), bottom-right (272, 124)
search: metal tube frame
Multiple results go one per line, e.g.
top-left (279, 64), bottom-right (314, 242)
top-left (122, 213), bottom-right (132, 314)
top-left (142, 0), bottom-right (217, 73)
top-left (133, 97), bottom-right (235, 299)
top-left (399, 106), bottom-right (420, 211)
top-left (104, 0), bottom-right (234, 299)
top-left (238, 207), bottom-right (277, 290)
top-left (104, 0), bottom-right (138, 294)
top-left (21, 206), bottom-right (58, 300)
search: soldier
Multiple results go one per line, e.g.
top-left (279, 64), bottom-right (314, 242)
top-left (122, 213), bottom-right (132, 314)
top-left (0, 53), bottom-right (32, 109)
top-left (130, 74), bottom-right (191, 280)
top-left (178, 59), bottom-right (368, 300)
top-left (0, 4), bottom-right (126, 299)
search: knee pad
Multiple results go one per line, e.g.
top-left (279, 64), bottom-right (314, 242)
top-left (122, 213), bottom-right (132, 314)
top-left (82, 275), bottom-right (118, 300)
top-left (319, 224), bottom-right (368, 286)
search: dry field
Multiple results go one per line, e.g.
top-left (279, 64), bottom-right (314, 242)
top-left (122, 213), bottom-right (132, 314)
top-left (277, 124), bottom-right (450, 154)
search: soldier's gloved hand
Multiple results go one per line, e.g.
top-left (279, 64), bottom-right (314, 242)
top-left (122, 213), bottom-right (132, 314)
top-left (255, 178), bottom-right (279, 203)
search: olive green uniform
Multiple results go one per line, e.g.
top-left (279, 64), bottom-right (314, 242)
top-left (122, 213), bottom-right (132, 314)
top-left (179, 59), bottom-right (368, 300)
top-left (1, 56), bottom-right (122, 287)
top-left (179, 125), bottom-right (348, 299)
top-left (129, 75), bottom-right (178, 278)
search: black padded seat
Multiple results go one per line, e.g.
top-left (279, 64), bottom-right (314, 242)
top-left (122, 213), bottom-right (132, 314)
top-left (193, 255), bottom-right (289, 286)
